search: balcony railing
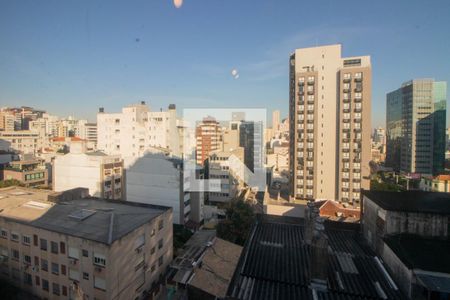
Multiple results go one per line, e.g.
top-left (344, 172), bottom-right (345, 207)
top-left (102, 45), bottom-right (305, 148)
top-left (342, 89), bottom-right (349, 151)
top-left (343, 98), bottom-right (350, 103)
top-left (343, 78), bottom-right (351, 83)
top-left (354, 98), bottom-right (362, 103)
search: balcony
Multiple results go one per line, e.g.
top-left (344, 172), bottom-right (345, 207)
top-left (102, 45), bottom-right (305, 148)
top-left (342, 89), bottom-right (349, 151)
top-left (354, 128), bottom-right (362, 133)
top-left (354, 87), bottom-right (362, 93)
top-left (306, 185), bottom-right (314, 189)
top-left (306, 147), bottom-right (314, 151)
top-left (343, 109), bottom-right (350, 113)
top-left (343, 119), bottom-right (351, 123)
top-left (343, 98), bottom-right (351, 103)
top-left (354, 118), bottom-right (362, 123)
top-left (342, 187), bottom-right (349, 192)
top-left (354, 77), bottom-right (362, 82)
top-left (341, 197), bottom-right (349, 202)
top-left (306, 128), bottom-right (314, 133)
top-left (353, 188), bottom-right (361, 192)
top-left (343, 78), bottom-right (351, 83)
top-left (353, 178), bottom-right (361, 183)
top-left (307, 110), bottom-right (314, 114)
top-left (307, 119), bottom-right (314, 124)
top-left (353, 148), bottom-right (361, 153)
top-left (354, 97), bottom-right (362, 103)
top-left (354, 108), bottom-right (362, 113)
top-left (307, 90), bottom-right (314, 95)
top-left (342, 138), bottom-right (350, 143)
top-left (342, 178), bottom-right (350, 182)
top-left (298, 91), bottom-right (304, 96)
top-left (353, 158), bottom-right (361, 163)
top-left (307, 99), bottom-right (315, 105)
top-left (342, 148), bottom-right (350, 153)
top-left (342, 158), bottom-right (350, 162)
top-left (342, 168), bottom-right (349, 172)
top-left (343, 88), bottom-right (350, 93)
top-left (307, 138), bottom-right (314, 143)
top-left (306, 157), bottom-right (314, 161)
top-left (298, 81), bottom-right (305, 86)
top-left (298, 100), bottom-right (305, 105)
top-left (342, 128), bottom-right (351, 133)
top-left (306, 175), bottom-right (314, 180)
top-left (306, 166), bottom-right (314, 171)
top-left (353, 138), bottom-right (361, 142)
top-left (353, 168), bottom-right (361, 173)
top-left (307, 79), bottom-right (315, 85)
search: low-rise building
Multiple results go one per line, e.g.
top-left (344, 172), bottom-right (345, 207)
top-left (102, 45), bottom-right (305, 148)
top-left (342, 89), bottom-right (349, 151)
top-left (0, 131), bottom-right (49, 154)
top-left (53, 142), bottom-right (123, 199)
top-left (0, 186), bottom-right (173, 300)
top-left (2, 158), bottom-right (48, 187)
top-left (362, 190), bottom-right (450, 299)
top-left (420, 174), bottom-right (450, 192)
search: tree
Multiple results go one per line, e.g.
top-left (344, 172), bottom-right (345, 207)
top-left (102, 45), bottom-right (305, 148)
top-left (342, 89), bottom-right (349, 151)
top-left (0, 179), bottom-right (24, 188)
top-left (217, 199), bottom-right (255, 246)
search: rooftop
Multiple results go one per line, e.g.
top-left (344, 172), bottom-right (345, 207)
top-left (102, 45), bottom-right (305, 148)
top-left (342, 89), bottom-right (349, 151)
top-left (188, 237), bottom-right (242, 298)
top-left (227, 215), bottom-right (405, 300)
top-left (362, 190), bottom-right (450, 215)
top-left (384, 234), bottom-right (450, 274)
top-left (0, 186), bottom-right (170, 245)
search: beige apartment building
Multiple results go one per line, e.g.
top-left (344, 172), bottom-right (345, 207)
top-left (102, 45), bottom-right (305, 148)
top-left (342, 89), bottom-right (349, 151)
top-left (0, 187), bottom-right (173, 300)
top-left (289, 44), bottom-right (371, 206)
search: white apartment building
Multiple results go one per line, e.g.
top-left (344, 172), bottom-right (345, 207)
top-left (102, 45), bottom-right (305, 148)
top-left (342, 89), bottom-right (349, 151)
top-left (289, 44), bottom-right (371, 206)
top-left (0, 131), bottom-right (50, 155)
top-left (53, 142), bottom-right (123, 200)
top-left (207, 148), bottom-right (244, 204)
top-left (125, 152), bottom-right (192, 225)
top-left (97, 102), bottom-right (183, 166)
top-left (0, 186), bottom-right (172, 300)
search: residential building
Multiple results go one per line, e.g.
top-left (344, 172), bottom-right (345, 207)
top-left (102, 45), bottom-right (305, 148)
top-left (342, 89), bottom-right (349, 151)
top-left (207, 148), bottom-right (244, 204)
top-left (266, 143), bottom-right (289, 172)
top-left (79, 122), bottom-right (97, 150)
top-left (362, 190), bottom-right (450, 299)
top-left (125, 151), bottom-right (191, 225)
top-left (0, 131), bottom-right (49, 155)
top-left (0, 107), bottom-right (45, 131)
top-left (289, 44), bottom-right (371, 205)
top-left (2, 158), bottom-right (48, 187)
top-left (227, 214), bottom-right (404, 299)
top-left (239, 121), bottom-right (264, 173)
top-left (53, 141), bottom-right (123, 200)
top-left (373, 127), bottom-right (386, 144)
top-left (195, 116), bottom-right (222, 166)
top-left (0, 112), bottom-right (15, 131)
top-left (97, 102), bottom-right (183, 166)
top-left (420, 174), bottom-right (450, 192)
top-left (222, 121), bottom-right (240, 152)
top-left (386, 79), bottom-right (447, 175)
top-left (0, 186), bottom-right (172, 300)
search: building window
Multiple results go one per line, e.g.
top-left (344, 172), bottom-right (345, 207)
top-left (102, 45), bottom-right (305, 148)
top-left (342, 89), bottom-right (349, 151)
top-left (93, 253), bottom-right (106, 267)
top-left (33, 235), bottom-right (38, 246)
top-left (151, 247), bottom-right (155, 255)
top-left (158, 220), bottom-right (164, 231)
top-left (158, 255), bottom-right (163, 267)
top-left (83, 272), bottom-right (89, 280)
top-left (52, 283), bottom-right (60, 295)
top-left (94, 276), bottom-right (106, 291)
top-left (35, 276), bottom-right (40, 286)
top-left (0, 229), bottom-right (7, 239)
top-left (51, 263), bottom-right (59, 275)
top-left (23, 272), bottom-right (32, 285)
top-left (42, 279), bottom-right (49, 292)
top-left (62, 286), bottom-right (68, 296)
top-left (40, 239), bottom-right (47, 251)
top-left (150, 229), bottom-right (155, 237)
top-left (11, 232), bottom-right (19, 242)
top-left (11, 249), bottom-right (19, 261)
top-left (60, 242), bottom-right (66, 254)
top-left (22, 235), bottom-right (31, 246)
top-left (68, 247), bottom-right (79, 259)
top-left (69, 268), bottom-right (80, 281)
top-left (41, 259), bottom-right (48, 272)
top-left (23, 255), bottom-right (31, 265)
top-left (61, 264), bottom-right (66, 275)
top-left (51, 241), bottom-right (58, 254)
top-left (151, 264), bottom-right (156, 273)
top-left (158, 239), bottom-right (163, 249)
top-left (82, 249), bottom-right (89, 257)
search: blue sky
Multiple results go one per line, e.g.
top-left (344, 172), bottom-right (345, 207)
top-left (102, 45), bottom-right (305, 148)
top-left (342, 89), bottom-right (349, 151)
top-left (1, 0), bottom-right (449, 127)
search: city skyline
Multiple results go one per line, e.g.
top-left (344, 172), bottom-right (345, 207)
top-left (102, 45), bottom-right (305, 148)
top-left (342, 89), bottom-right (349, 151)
top-left (1, 1), bottom-right (450, 127)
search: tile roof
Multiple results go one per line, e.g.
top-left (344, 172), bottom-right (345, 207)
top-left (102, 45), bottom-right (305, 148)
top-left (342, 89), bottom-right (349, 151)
top-left (362, 190), bottom-right (450, 215)
top-left (227, 215), bottom-right (405, 300)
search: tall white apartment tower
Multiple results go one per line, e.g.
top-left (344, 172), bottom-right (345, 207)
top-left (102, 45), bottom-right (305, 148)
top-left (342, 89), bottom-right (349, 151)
top-left (289, 44), bottom-right (371, 206)
top-left (97, 102), bottom-right (183, 166)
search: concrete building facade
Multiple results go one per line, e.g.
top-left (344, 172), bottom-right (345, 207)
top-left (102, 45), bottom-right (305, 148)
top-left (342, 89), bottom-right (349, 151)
top-left (289, 44), bottom-right (371, 206)
top-left (0, 187), bottom-right (173, 300)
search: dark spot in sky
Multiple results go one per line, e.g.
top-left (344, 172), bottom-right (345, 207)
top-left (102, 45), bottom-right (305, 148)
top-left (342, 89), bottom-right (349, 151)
top-left (135, 38), bottom-right (140, 43)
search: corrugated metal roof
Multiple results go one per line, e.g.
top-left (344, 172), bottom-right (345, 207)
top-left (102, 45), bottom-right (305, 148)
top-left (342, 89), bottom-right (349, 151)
top-left (227, 217), bottom-right (406, 300)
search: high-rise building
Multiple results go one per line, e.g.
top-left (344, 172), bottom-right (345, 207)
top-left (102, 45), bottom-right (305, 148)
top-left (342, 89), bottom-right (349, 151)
top-left (195, 116), bottom-right (222, 166)
top-left (272, 110), bottom-right (280, 132)
top-left (239, 121), bottom-right (264, 172)
top-left (97, 102), bottom-right (183, 166)
top-left (289, 44), bottom-right (371, 206)
top-left (373, 127), bottom-right (386, 144)
top-left (386, 79), bottom-right (447, 175)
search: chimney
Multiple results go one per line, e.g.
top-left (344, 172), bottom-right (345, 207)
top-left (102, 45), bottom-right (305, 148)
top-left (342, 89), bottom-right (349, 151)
top-left (99, 107), bottom-right (104, 113)
top-left (305, 201), bottom-right (328, 290)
